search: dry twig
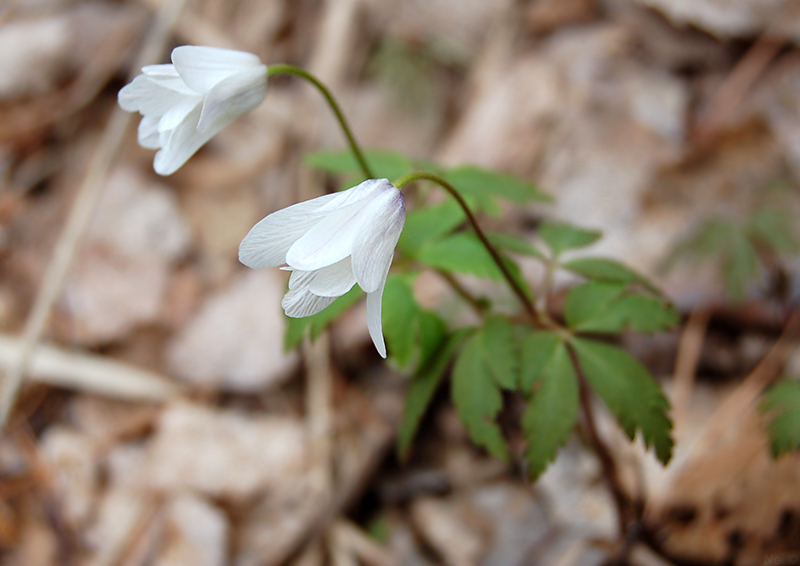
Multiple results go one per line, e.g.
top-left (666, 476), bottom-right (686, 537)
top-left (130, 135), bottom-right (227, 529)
top-left (0, 0), bottom-right (187, 429)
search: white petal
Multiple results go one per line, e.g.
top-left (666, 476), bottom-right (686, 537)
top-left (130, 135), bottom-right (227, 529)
top-left (138, 114), bottom-right (161, 149)
top-left (316, 178), bottom-right (388, 214)
top-left (285, 198), bottom-right (376, 271)
top-left (351, 186), bottom-right (405, 293)
top-left (153, 105), bottom-right (213, 175)
top-left (197, 66), bottom-right (268, 133)
top-left (158, 96), bottom-right (202, 133)
top-left (142, 64), bottom-right (179, 77)
top-left (282, 288), bottom-right (336, 318)
top-left (238, 192), bottom-right (342, 269)
top-left (118, 74), bottom-right (189, 115)
top-left (365, 263), bottom-right (391, 358)
top-left (287, 269), bottom-right (315, 291)
top-left (308, 257), bottom-right (357, 297)
top-left (172, 46), bottom-right (263, 94)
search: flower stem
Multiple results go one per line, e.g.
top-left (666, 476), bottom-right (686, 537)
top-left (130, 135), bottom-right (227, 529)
top-left (394, 171), bottom-right (539, 322)
top-left (268, 65), bottom-right (374, 179)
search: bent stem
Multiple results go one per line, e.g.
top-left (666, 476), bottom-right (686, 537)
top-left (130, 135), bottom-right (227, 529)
top-left (394, 171), bottom-right (539, 322)
top-left (268, 65), bottom-right (374, 179)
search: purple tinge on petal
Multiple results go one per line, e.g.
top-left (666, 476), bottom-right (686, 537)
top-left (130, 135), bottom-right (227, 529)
top-left (350, 185), bottom-right (405, 293)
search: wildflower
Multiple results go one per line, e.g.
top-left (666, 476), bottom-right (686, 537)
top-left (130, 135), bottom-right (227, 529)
top-left (118, 46), bottom-right (268, 175)
top-left (239, 179), bottom-right (406, 358)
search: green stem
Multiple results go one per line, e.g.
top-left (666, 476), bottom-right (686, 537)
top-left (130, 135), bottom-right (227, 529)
top-left (394, 171), bottom-right (540, 322)
top-left (268, 65), bottom-right (374, 179)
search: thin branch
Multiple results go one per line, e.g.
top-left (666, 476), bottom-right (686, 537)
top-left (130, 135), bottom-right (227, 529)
top-left (394, 172), bottom-right (540, 324)
top-left (268, 64), bottom-right (374, 179)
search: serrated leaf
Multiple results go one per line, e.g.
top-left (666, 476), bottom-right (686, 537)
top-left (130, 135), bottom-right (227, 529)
top-left (480, 316), bottom-right (519, 389)
top-left (398, 330), bottom-right (470, 459)
top-left (304, 149), bottom-right (413, 180)
top-left (398, 200), bottom-right (465, 257)
top-left (540, 222), bottom-right (602, 257)
top-left (382, 275), bottom-right (421, 368)
top-left (488, 232), bottom-right (546, 259)
top-left (749, 208), bottom-right (800, 255)
top-left (564, 282), bottom-right (626, 330)
top-left (571, 338), bottom-right (673, 464)
top-left (520, 330), bottom-right (563, 391)
top-left (417, 232), bottom-right (504, 281)
top-left (452, 334), bottom-right (509, 460)
top-left (609, 295), bottom-right (680, 333)
top-left (284, 286), bottom-right (363, 350)
top-left (565, 283), bottom-right (679, 334)
top-left (561, 257), bottom-right (660, 295)
top-left (523, 341), bottom-right (579, 479)
top-left (444, 165), bottom-right (551, 204)
top-left (761, 380), bottom-right (800, 458)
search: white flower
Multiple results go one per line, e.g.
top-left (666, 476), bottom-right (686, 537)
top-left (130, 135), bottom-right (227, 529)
top-left (118, 45), bottom-right (268, 175)
top-left (239, 179), bottom-right (406, 358)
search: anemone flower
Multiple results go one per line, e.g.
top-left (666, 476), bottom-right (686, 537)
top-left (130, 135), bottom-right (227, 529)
top-left (239, 179), bottom-right (406, 358)
top-left (118, 45), bottom-right (268, 175)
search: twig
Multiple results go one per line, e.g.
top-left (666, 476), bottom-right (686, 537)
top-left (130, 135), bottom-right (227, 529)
top-left (0, 0), bottom-right (187, 430)
top-left (671, 307), bottom-right (711, 429)
top-left (303, 332), bottom-right (334, 498)
top-left (695, 33), bottom-right (783, 142)
top-left (330, 520), bottom-right (398, 566)
top-left (0, 334), bottom-right (178, 402)
top-left (259, 384), bottom-right (398, 566)
top-left (575, 370), bottom-right (631, 538)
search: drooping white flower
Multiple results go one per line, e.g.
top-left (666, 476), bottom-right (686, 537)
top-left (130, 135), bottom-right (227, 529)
top-left (118, 46), bottom-right (268, 175)
top-left (239, 179), bottom-right (406, 358)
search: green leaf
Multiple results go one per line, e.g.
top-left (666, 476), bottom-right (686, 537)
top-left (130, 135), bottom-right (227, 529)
top-left (418, 311), bottom-right (447, 369)
top-left (523, 341), bottom-right (579, 480)
top-left (382, 275), bottom-right (421, 368)
top-left (539, 221), bottom-right (602, 257)
top-left (722, 229), bottom-right (760, 300)
top-left (561, 257), bottom-right (660, 295)
top-left (520, 330), bottom-right (563, 391)
top-left (397, 200), bottom-right (465, 257)
top-left (284, 286), bottom-right (363, 350)
top-left (761, 380), bottom-right (800, 458)
top-left (608, 295), bottom-right (680, 333)
top-left (488, 232), bottom-right (546, 259)
top-left (398, 330), bottom-right (470, 459)
top-left (452, 334), bottom-right (509, 460)
top-left (749, 208), bottom-right (800, 254)
top-left (417, 232), bottom-right (504, 281)
top-left (304, 149), bottom-right (413, 181)
top-left (565, 282), bottom-right (679, 334)
top-left (480, 316), bottom-right (519, 389)
top-left (564, 282), bottom-right (626, 330)
top-left (444, 165), bottom-right (551, 204)
top-left (664, 218), bottom-right (762, 302)
top-left (571, 338), bottom-right (673, 464)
